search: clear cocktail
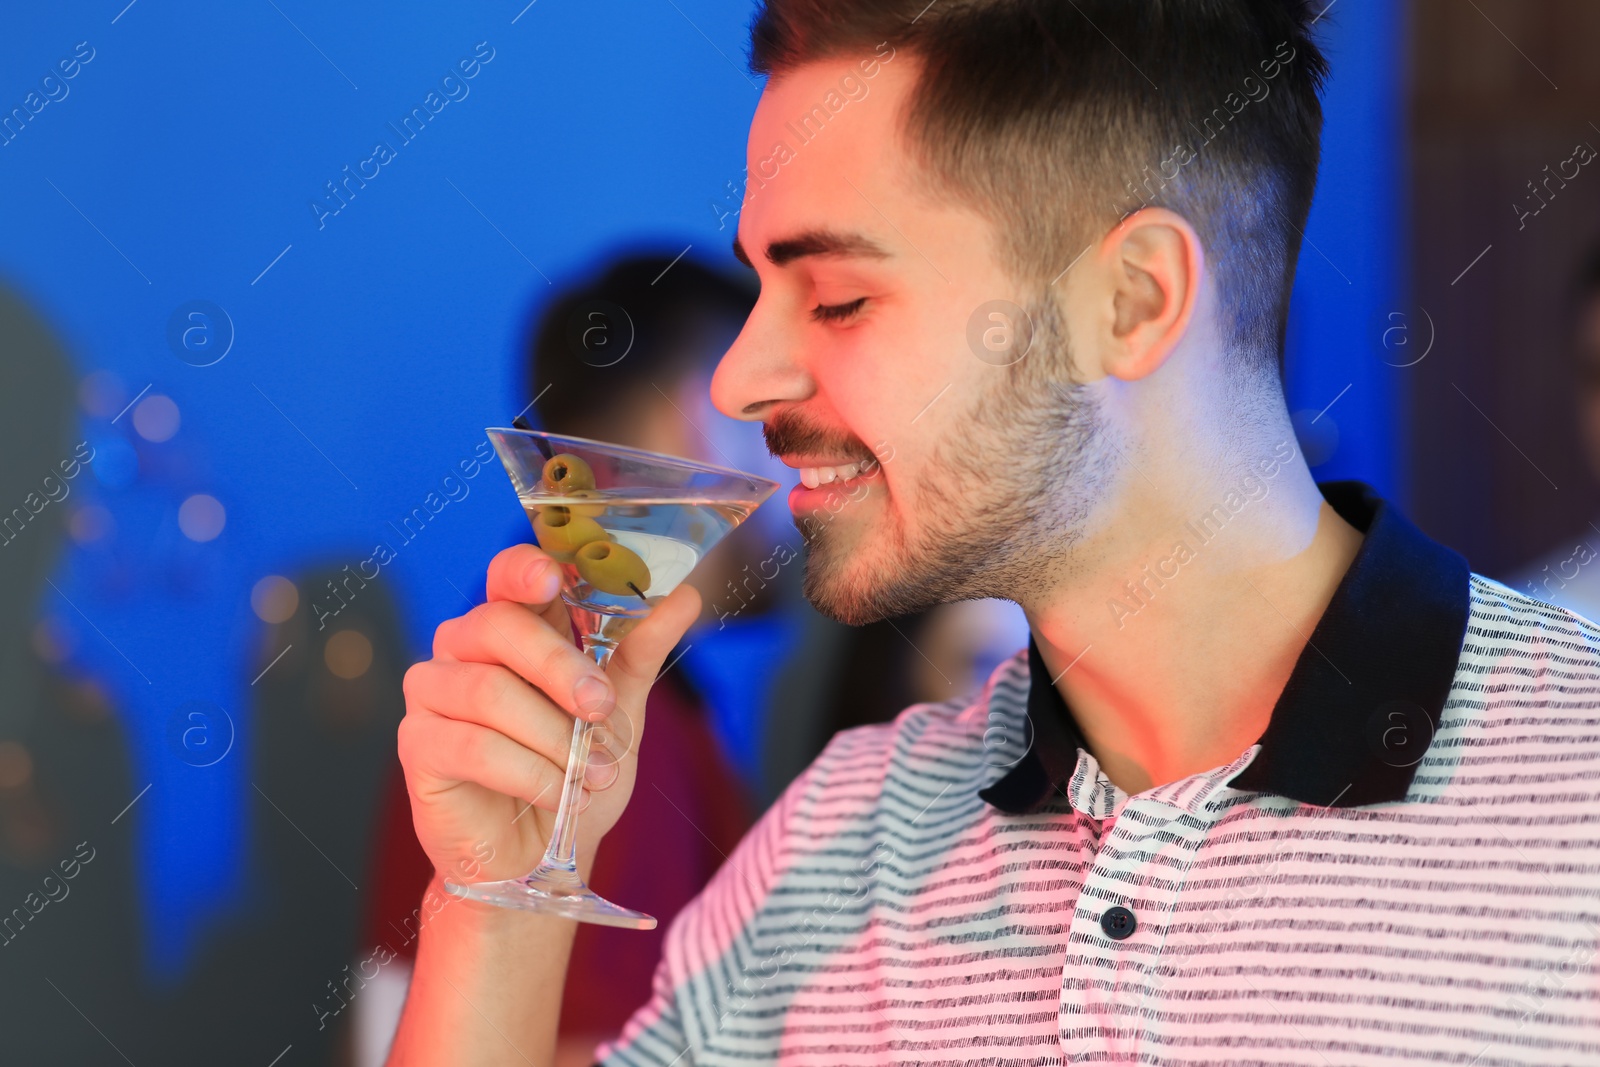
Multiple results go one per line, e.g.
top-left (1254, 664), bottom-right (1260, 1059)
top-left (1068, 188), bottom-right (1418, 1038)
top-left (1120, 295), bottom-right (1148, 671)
top-left (444, 428), bottom-right (778, 929)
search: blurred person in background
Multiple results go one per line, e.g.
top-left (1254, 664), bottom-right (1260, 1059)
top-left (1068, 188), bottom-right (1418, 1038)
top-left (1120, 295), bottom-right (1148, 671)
top-left (242, 566), bottom-right (413, 1067)
top-left (1506, 241), bottom-right (1600, 618)
top-left (0, 284), bottom-right (419, 1064)
top-left (0, 284), bottom-right (148, 1062)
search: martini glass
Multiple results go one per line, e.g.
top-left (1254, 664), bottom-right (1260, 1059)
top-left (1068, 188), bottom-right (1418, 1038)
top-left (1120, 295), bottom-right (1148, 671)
top-left (444, 427), bottom-right (779, 929)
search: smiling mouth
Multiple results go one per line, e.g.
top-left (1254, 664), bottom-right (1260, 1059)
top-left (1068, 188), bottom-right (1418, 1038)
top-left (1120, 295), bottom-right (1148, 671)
top-left (797, 461), bottom-right (869, 488)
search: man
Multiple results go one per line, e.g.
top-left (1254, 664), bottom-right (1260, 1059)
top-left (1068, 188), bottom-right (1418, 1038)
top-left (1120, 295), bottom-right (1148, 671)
top-left (1509, 243), bottom-right (1600, 617)
top-left (389, 2), bottom-right (1600, 1064)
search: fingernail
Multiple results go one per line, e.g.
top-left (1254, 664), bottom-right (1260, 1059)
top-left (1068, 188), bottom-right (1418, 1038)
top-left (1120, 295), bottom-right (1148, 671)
top-left (585, 760), bottom-right (615, 789)
top-left (573, 675), bottom-right (613, 719)
top-left (525, 557), bottom-right (551, 587)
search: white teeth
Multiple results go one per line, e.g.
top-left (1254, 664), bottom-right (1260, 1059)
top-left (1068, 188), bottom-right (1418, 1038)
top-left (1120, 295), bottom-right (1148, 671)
top-left (798, 462), bottom-right (867, 489)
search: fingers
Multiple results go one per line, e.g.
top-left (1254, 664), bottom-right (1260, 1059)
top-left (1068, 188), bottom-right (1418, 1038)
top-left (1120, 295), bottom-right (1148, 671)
top-left (398, 710), bottom-right (570, 813)
top-left (404, 660), bottom-right (577, 770)
top-left (609, 583), bottom-right (703, 711)
top-left (486, 542), bottom-right (573, 636)
top-left (433, 599), bottom-right (616, 722)
top-left (486, 543), bottom-right (563, 608)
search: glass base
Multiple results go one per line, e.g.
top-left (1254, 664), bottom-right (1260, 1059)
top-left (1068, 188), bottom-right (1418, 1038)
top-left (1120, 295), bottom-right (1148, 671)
top-left (443, 862), bottom-right (657, 930)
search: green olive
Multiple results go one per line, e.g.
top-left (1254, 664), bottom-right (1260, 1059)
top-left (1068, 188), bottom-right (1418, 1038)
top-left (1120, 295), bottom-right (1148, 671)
top-left (532, 507), bottom-right (609, 562)
top-left (528, 500), bottom-right (602, 526)
top-left (542, 453), bottom-right (596, 493)
top-left (574, 540), bottom-right (652, 597)
top-left (565, 488), bottom-right (607, 517)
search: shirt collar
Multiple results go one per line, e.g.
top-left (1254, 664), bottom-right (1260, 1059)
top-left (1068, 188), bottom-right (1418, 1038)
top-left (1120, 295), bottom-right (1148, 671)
top-left (978, 480), bottom-right (1472, 814)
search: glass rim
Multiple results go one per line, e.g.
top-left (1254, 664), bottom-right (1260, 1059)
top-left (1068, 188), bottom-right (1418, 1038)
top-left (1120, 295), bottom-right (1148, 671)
top-left (486, 426), bottom-right (781, 490)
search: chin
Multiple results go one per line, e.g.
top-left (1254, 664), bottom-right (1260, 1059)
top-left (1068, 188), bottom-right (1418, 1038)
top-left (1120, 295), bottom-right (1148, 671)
top-left (799, 523), bottom-right (940, 626)
top-left (797, 520), bottom-right (880, 625)
top-left (803, 567), bottom-right (891, 626)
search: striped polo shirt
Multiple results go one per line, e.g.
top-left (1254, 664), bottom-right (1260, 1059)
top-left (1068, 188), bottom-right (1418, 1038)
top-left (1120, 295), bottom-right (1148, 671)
top-left (596, 481), bottom-right (1600, 1066)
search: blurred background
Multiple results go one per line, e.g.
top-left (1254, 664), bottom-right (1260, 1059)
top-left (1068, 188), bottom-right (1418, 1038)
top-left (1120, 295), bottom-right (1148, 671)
top-left (0, 0), bottom-right (1597, 1063)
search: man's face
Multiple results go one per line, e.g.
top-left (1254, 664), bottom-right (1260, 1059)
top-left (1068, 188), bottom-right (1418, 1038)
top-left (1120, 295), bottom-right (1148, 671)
top-left (713, 56), bottom-right (1111, 624)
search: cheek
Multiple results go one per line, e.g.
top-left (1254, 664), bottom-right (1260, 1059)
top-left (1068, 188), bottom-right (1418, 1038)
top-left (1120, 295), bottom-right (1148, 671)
top-left (834, 330), bottom-right (960, 441)
top-left (813, 355), bottom-right (898, 451)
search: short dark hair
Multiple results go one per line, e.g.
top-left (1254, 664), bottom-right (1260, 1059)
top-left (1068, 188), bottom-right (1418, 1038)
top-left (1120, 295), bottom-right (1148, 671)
top-left (748, 0), bottom-right (1330, 376)
top-left (525, 253), bottom-right (756, 436)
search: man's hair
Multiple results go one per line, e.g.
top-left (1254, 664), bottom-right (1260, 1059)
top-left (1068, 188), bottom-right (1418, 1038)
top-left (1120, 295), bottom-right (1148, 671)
top-left (526, 253), bottom-right (756, 436)
top-left (748, 0), bottom-right (1331, 378)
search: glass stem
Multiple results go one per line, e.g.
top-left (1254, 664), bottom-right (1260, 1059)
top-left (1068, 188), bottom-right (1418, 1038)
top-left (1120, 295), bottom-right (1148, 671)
top-left (540, 638), bottom-right (615, 873)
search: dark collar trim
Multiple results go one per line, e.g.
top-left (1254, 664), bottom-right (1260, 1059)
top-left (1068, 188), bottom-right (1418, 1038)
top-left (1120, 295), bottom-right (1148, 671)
top-left (977, 640), bottom-right (1087, 814)
top-left (980, 481), bottom-right (1472, 814)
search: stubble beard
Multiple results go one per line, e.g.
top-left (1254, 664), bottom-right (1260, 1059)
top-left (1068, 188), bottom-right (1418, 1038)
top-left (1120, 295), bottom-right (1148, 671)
top-left (802, 298), bottom-right (1113, 626)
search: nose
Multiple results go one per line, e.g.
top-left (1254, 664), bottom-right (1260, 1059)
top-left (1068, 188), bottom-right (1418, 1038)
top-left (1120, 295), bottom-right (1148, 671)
top-left (710, 291), bottom-right (814, 422)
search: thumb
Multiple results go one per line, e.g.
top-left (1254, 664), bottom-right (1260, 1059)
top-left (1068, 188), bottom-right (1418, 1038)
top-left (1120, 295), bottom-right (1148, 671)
top-left (607, 583), bottom-right (702, 711)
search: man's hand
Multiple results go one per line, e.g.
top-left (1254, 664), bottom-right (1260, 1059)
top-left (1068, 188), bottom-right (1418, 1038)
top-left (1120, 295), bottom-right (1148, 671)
top-left (398, 542), bottom-right (702, 884)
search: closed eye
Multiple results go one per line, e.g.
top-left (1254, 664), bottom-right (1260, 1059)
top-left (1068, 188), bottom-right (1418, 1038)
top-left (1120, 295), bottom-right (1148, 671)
top-left (811, 297), bottom-right (866, 324)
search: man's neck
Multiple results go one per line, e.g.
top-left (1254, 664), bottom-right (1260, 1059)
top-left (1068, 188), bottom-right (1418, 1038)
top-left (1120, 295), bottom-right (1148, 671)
top-left (1024, 461), bottom-right (1366, 796)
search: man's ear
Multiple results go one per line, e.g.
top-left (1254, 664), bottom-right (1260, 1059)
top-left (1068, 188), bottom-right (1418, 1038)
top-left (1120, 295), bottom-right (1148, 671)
top-left (1083, 208), bottom-right (1204, 382)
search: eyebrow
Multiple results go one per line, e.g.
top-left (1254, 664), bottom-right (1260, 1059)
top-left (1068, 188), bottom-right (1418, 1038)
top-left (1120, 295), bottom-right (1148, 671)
top-left (731, 229), bottom-right (892, 269)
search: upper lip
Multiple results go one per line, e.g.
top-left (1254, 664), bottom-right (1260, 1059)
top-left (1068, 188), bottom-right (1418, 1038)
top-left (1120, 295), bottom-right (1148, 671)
top-left (777, 454), bottom-right (868, 470)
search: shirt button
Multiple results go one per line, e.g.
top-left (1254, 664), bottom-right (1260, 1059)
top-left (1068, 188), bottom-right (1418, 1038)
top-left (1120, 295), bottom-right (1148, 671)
top-left (1101, 905), bottom-right (1137, 941)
